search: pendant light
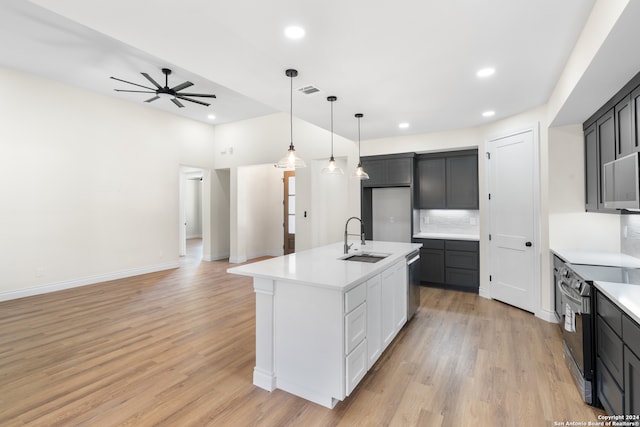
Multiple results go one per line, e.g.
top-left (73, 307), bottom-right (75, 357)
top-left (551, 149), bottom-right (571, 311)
top-left (276, 69), bottom-right (306, 169)
top-left (321, 96), bottom-right (344, 175)
top-left (353, 113), bottom-right (369, 180)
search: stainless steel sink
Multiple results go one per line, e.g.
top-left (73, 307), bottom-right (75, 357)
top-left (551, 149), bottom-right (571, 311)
top-left (342, 253), bottom-right (388, 263)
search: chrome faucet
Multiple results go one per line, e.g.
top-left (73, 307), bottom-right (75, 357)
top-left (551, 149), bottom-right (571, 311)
top-left (344, 216), bottom-right (366, 254)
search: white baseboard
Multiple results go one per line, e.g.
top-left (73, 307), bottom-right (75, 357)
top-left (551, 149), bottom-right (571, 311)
top-left (478, 286), bottom-right (491, 300)
top-left (205, 252), bottom-right (230, 262)
top-left (0, 262), bottom-right (179, 302)
top-left (536, 307), bottom-right (559, 324)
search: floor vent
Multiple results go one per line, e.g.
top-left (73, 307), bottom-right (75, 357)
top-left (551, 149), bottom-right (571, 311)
top-left (298, 85), bottom-right (320, 95)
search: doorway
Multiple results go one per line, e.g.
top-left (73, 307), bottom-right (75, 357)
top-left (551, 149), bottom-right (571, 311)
top-left (486, 126), bottom-right (540, 314)
top-left (179, 166), bottom-right (209, 260)
top-left (283, 170), bottom-right (295, 255)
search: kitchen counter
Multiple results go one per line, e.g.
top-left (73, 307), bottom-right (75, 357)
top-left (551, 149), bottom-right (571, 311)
top-left (552, 248), bottom-right (640, 325)
top-left (413, 232), bottom-right (479, 241)
top-left (228, 240), bottom-right (421, 291)
top-left (227, 240), bottom-right (421, 409)
top-left (551, 248), bottom-right (640, 268)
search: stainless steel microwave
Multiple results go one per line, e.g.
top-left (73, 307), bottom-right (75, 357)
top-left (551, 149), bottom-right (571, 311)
top-left (603, 152), bottom-right (640, 209)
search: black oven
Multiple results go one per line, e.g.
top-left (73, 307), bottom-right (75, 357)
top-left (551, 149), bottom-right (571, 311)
top-left (555, 261), bottom-right (595, 405)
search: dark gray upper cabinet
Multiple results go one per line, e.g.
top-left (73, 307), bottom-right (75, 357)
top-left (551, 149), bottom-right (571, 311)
top-left (597, 109), bottom-right (616, 212)
top-left (361, 154), bottom-right (414, 188)
top-left (446, 155), bottom-right (479, 209)
top-left (416, 150), bottom-right (478, 209)
top-left (583, 70), bottom-right (640, 213)
top-left (585, 123), bottom-right (599, 212)
top-left (416, 157), bottom-right (446, 208)
top-left (615, 95), bottom-right (635, 157)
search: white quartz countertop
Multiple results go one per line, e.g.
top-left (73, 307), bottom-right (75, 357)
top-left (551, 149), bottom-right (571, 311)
top-left (595, 281), bottom-right (640, 325)
top-left (413, 232), bottom-right (480, 241)
top-left (227, 241), bottom-right (422, 291)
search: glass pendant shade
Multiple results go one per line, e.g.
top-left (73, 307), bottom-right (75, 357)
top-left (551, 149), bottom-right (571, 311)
top-left (353, 113), bottom-right (369, 180)
top-left (322, 95), bottom-right (344, 175)
top-left (276, 68), bottom-right (306, 169)
top-left (277, 142), bottom-right (306, 169)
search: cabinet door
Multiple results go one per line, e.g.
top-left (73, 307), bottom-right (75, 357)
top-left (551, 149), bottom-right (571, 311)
top-left (597, 109), bottom-right (616, 211)
top-left (616, 95), bottom-right (634, 157)
top-left (362, 159), bottom-right (385, 187)
top-left (386, 157), bottom-right (412, 186)
top-left (585, 123), bottom-right (599, 212)
top-left (419, 248), bottom-right (445, 284)
top-left (598, 315), bottom-right (624, 386)
top-left (598, 357), bottom-right (624, 415)
top-left (366, 276), bottom-right (382, 369)
top-left (381, 267), bottom-right (396, 348)
top-left (392, 262), bottom-right (407, 331)
top-left (632, 86), bottom-right (640, 155)
top-left (345, 338), bottom-right (367, 396)
top-left (625, 346), bottom-right (640, 416)
top-left (446, 154), bottom-right (479, 209)
top-left (417, 158), bottom-right (446, 208)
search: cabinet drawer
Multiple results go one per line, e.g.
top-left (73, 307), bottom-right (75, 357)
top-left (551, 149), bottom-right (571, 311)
top-left (445, 268), bottom-right (479, 288)
top-left (346, 338), bottom-right (367, 396)
top-left (623, 315), bottom-right (640, 359)
top-left (445, 240), bottom-right (478, 252)
top-left (416, 239), bottom-right (444, 250)
top-left (445, 250), bottom-right (478, 270)
top-left (598, 292), bottom-right (623, 336)
top-left (598, 315), bottom-right (624, 386)
top-left (625, 346), bottom-right (640, 416)
top-left (598, 357), bottom-right (624, 415)
top-left (345, 282), bottom-right (366, 313)
top-left (345, 303), bottom-right (367, 354)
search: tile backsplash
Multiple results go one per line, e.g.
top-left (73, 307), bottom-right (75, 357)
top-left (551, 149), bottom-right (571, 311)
top-left (621, 214), bottom-right (640, 258)
top-left (417, 209), bottom-right (480, 235)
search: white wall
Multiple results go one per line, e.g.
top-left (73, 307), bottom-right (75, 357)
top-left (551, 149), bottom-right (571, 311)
top-left (185, 178), bottom-right (203, 239)
top-left (0, 66), bottom-right (217, 300)
top-left (213, 113), bottom-right (361, 261)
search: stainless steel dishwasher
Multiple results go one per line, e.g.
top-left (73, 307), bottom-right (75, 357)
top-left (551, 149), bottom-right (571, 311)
top-left (406, 250), bottom-right (420, 320)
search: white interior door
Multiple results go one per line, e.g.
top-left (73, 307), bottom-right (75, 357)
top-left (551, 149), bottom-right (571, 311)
top-left (487, 128), bottom-right (539, 313)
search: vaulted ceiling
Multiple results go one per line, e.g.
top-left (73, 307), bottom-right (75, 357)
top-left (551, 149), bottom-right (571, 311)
top-left (3, 0), bottom-right (632, 142)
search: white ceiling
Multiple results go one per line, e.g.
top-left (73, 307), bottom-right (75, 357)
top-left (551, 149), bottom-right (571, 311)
top-left (0, 0), bottom-right (607, 141)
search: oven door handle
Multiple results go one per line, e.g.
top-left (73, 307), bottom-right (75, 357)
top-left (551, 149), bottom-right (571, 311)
top-left (557, 280), bottom-right (586, 314)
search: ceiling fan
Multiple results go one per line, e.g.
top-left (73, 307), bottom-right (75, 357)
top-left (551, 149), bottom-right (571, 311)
top-left (110, 68), bottom-right (216, 108)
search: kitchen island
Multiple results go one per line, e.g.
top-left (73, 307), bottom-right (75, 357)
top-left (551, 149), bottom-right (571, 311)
top-left (227, 241), bottom-right (421, 408)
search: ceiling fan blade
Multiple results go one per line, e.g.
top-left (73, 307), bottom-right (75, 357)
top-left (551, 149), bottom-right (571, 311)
top-left (145, 96), bottom-right (160, 103)
top-left (171, 81), bottom-right (193, 92)
top-left (176, 96), bottom-right (210, 107)
top-left (177, 93), bottom-right (217, 98)
top-left (114, 89), bottom-right (156, 93)
top-left (141, 72), bottom-right (162, 89)
top-left (110, 76), bottom-right (155, 91)
top-left (172, 98), bottom-right (185, 108)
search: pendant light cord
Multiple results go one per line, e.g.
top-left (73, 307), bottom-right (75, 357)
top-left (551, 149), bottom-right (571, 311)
top-left (290, 73), bottom-right (293, 145)
top-left (357, 115), bottom-right (361, 158)
top-left (330, 100), bottom-right (334, 156)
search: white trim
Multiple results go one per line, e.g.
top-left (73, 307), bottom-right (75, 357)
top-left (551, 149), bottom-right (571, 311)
top-left (0, 262), bottom-right (179, 302)
top-left (484, 123), bottom-right (543, 318)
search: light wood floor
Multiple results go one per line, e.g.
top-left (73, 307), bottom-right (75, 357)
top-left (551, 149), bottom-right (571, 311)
top-left (0, 239), bottom-right (604, 426)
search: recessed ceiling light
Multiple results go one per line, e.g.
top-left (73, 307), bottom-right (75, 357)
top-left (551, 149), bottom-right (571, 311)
top-left (398, 122), bottom-right (410, 129)
top-left (476, 67), bottom-right (495, 78)
top-left (482, 110), bottom-right (495, 117)
top-left (207, 114), bottom-right (216, 120)
top-left (285, 26), bottom-right (305, 39)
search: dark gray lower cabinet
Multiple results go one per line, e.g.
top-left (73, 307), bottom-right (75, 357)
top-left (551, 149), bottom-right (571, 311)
top-left (596, 291), bottom-right (640, 415)
top-left (414, 238), bottom-right (478, 292)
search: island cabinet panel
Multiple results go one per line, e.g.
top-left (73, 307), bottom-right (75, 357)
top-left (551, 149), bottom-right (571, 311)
top-left (381, 260), bottom-right (407, 348)
top-left (366, 276), bottom-right (382, 369)
top-left (346, 339), bottom-right (368, 395)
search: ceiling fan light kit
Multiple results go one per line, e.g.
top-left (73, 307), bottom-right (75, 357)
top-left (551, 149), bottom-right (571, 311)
top-left (110, 68), bottom-right (216, 109)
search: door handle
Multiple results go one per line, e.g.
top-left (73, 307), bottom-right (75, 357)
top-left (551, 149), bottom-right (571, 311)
top-left (525, 241), bottom-right (532, 247)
